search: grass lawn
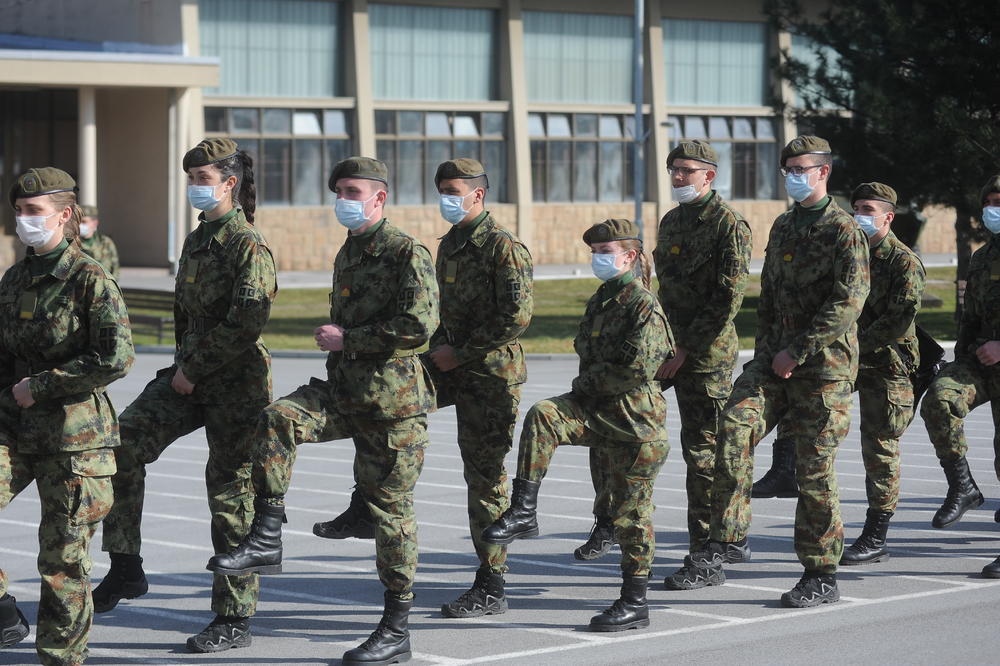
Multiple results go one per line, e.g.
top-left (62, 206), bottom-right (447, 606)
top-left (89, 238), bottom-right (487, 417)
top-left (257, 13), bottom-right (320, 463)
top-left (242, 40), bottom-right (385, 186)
top-left (131, 266), bottom-right (961, 353)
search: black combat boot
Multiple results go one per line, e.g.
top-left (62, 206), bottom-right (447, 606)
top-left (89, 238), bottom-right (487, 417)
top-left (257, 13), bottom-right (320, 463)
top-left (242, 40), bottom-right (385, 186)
top-left (931, 456), bottom-right (984, 528)
top-left (780, 571), bottom-right (839, 608)
top-left (93, 553), bottom-right (148, 613)
top-left (751, 438), bottom-right (798, 498)
top-left (207, 501), bottom-right (284, 576)
top-left (589, 575), bottom-right (650, 632)
top-left (313, 488), bottom-right (376, 539)
top-left (574, 515), bottom-right (614, 561)
top-left (841, 509), bottom-right (892, 565)
top-left (688, 538), bottom-right (750, 567)
top-left (664, 554), bottom-right (727, 590)
top-left (186, 615), bottom-right (251, 653)
top-left (0, 594), bottom-right (29, 648)
top-left (982, 555), bottom-right (1000, 578)
top-left (441, 566), bottom-right (507, 618)
top-left (481, 478), bottom-right (540, 545)
top-left (343, 591), bottom-right (412, 665)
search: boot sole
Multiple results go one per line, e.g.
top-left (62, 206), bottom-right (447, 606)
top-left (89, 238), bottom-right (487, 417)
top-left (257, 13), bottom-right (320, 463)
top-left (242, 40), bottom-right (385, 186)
top-left (93, 581), bottom-right (150, 613)
top-left (588, 618), bottom-right (650, 632)
top-left (440, 601), bottom-right (508, 618)
top-left (840, 553), bottom-right (889, 566)
top-left (208, 563), bottom-right (282, 576)
top-left (780, 592), bottom-right (840, 608)
top-left (931, 496), bottom-right (985, 528)
top-left (313, 522), bottom-right (376, 540)
top-left (0, 619), bottom-right (29, 648)
top-left (574, 545), bottom-right (614, 561)
top-left (186, 634), bottom-right (252, 653)
top-left (482, 527), bottom-right (539, 545)
top-left (342, 650), bottom-right (411, 665)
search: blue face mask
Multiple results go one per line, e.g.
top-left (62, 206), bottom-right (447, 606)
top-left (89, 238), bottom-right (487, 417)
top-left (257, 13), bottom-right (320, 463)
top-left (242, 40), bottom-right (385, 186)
top-left (983, 206), bottom-right (1000, 234)
top-left (591, 252), bottom-right (623, 281)
top-left (853, 214), bottom-right (883, 237)
top-left (784, 172), bottom-right (815, 202)
top-left (439, 191), bottom-right (475, 225)
top-left (188, 184), bottom-right (223, 211)
top-left (335, 193), bottom-right (378, 231)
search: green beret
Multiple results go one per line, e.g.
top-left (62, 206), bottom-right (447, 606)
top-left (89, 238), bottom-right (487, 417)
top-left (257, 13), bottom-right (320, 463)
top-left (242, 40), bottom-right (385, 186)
top-left (183, 138), bottom-right (238, 171)
top-left (666, 139), bottom-right (718, 167)
top-left (980, 175), bottom-right (1000, 205)
top-left (434, 158), bottom-right (488, 186)
top-left (328, 156), bottom-right (389, 191)
top-left (780, 135), bottom-right (832, 165)
top-left (9, 167), bottom-right (76, 208)
top-left (582, 219), bottom-right (640, 246)
top-left (81, 205), bottom-right (99, 218)
top-left (851, 182), bottom-right (897, 207)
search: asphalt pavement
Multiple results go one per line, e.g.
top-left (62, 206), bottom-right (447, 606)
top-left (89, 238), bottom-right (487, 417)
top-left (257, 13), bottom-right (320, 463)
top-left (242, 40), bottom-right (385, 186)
top-left (2, 350), bottom-right (1000, 665)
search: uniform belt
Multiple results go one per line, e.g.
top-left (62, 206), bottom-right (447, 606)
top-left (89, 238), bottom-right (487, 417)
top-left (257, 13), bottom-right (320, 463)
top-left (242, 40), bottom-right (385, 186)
top-left (343, 349), bottom-right (418, 361)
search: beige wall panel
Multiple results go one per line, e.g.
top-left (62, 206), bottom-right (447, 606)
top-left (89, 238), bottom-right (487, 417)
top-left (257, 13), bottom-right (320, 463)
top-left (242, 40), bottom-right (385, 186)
top-left (97, 88), bottom-right (171, 267)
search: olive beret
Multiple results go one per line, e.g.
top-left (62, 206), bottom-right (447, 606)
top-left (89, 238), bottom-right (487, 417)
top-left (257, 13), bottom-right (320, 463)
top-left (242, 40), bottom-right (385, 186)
top-left (980, 175), bottom-right (1000, 205)
top-left (328, 156), bottom-right (389, 191)
top-left (666, 139), bottom-right (718, 167)
top-left (9, 167), bottom-right (76, 208)
top-left (851, 182), bottom-right (897, 207)
top-left (434, 158), bottom-right (488, 186)
top-left (81, 205), bottom-right (99, 218)
top-left (183, 138), bottom-right (239, 171)
top-left (582, 218), bottom-right (640, 246)
top-left (780, 135), bottom-right (832, 165)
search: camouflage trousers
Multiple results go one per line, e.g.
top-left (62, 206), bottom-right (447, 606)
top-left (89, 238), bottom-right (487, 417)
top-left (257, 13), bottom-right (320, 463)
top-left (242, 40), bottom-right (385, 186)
top-left (517, 393), bottom-right (669, 576)
top-left (856, 368), bottom-right (914, 512)
top-left (589, 370), bottom-right (730, 552)
top-left (711, 362), bottom-right (850, 574)
top-left (920, 357), bottom-right (1000, 477)
top-left (101, 369), bottom-right (268, 618)
top-left (0, 445), bottom-right (114, 666)
top-left (252, 377), bottom-right (427, 597)
top-left (430, 360), bottom-right (520, 574)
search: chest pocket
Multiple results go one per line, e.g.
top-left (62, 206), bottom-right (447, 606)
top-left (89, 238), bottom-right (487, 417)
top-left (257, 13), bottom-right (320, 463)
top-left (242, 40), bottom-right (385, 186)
top-left (179, 247), bottom-right (233, 315)
top-left (333, 261), bottom-right (396, 326)
top-left (33, 294), bottom-right (83, 350)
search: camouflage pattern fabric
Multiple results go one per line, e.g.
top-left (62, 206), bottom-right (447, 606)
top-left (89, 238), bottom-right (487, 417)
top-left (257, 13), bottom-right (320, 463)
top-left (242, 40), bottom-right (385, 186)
top-left (921, 234), bottom-right (1000, 471)
top-left (79, 231), bottom-right (120, 280)
top-left (0, 241), bottom-right (131, 665)
top-left (429, 211), bottom-right (532, 573)
top-left (102, 206), bottom-right (276, 617)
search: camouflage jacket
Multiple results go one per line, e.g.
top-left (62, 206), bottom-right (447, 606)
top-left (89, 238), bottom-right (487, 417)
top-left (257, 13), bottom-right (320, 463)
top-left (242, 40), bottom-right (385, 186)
top-left (327, 219), bottom-right (439, 420)
top-left (429, 212), bottom-right (533, 385)
top-left (571, 276), bottom-right (673, 442)
top-left (174, 207), bottom-right (277, 404)
top-left (80, 231), bottom-right (120, 280)
top-left (0, 241), bottom-right (134, 454)
top-left (858, 231), bottom-right (925, 374)
top-left (756, 198), bottom-right (870, 381)
top-left (956, 234), bottom-right (1000, 364)
top-left (653, 191), bottom-right (751, 373)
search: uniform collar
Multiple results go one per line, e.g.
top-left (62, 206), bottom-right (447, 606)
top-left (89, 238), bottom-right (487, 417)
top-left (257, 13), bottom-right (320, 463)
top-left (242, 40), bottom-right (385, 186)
top-left (444, 211), bottom-right (492, 249)
top-left (870, 230), bottom-right (896, 260)
top-left (195, 207), bottom-right (242, 250)
top-left (349, 218), bottom-right (390, 257)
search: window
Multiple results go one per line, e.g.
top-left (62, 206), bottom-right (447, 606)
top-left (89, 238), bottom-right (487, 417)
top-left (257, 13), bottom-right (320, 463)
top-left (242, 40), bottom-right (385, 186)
top-left (663, 19), bottom-right (768, 107)
top-left (524, 11), bottom-right (632, 104)
top-left (791, 34), bottom-right (849, 109)
top-left (369, 4), bottom-right (498, 101)
top-left (375, 110), bottom-right (507, 205)
top-left (529, 112), bottom-right (644, 203)
top-left (205, 107), bottom-right (353, 206)
top-left (665, 115), bottom-right (778, 200)
top-left (200, 0), bottom-right (343, 98)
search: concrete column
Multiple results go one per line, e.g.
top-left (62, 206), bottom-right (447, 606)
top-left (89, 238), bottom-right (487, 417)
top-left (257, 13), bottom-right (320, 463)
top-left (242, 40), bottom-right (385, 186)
top-left (646, 1), bottom-right (670, 222)
top-left (349, 0), bottom-right (376, 157)
top-left (775, 29), bottom-right (796, 201)
top-left (77, 86), bottom-right (97, 206)
top-left (502, 0), bottom-right (533, 249)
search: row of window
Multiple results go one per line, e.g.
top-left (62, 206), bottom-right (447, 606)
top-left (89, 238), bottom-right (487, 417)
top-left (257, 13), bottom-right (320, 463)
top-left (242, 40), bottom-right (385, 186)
top-left (206, 107), bottom-right (781, 205)
top-left (200, 1), bottom-right (796, 107)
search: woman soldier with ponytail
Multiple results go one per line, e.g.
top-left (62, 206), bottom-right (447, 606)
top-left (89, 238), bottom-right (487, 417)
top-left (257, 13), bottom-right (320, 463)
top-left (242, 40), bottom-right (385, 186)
top-left (93, 139), bottom-right (278, 653)
top-left (481, 219), bottom-right (674, 633)
top-left (0, 167), bottom-right (134, 664)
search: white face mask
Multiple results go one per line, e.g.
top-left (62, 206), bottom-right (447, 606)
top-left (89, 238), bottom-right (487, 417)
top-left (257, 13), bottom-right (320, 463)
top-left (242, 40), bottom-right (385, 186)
top-left (672, 183), bottom-right (703, 204)
top-left (79, 222), bottom-right (95, 238)
top-left (16, 212), bottom-right (58, 248)
top-left (334, 192), bottom-right (379, 231)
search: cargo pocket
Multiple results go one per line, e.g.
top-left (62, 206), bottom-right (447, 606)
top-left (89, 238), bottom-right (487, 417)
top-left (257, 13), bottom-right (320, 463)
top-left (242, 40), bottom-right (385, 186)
top-left (885, 382), bottom-right (915, 438)
top-left (69, 448), bottom-right (116, 526)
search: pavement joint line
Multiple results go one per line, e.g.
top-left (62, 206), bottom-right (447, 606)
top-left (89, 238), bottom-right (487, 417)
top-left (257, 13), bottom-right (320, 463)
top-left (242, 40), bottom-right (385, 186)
top-left (654, 606), bottom-right (744, 622)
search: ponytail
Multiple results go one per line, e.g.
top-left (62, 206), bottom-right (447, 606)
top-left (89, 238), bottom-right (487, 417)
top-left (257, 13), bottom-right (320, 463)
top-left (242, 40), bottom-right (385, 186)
top-left (619, 238), bottom-right (652, 290)
top-left (48, 191), bottom-right (82, 243)
top-left (215, 150), bottom-right (257, 224)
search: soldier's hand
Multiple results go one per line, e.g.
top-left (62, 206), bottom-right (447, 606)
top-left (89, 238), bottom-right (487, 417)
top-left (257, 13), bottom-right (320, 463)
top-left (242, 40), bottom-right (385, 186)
top-left (976, 341), bottom-right (1000, 366)
top-left (656, 347), bottom-right (688, 379)
top-left (771, 349), bottom-right (798, 379)
top-left (429, 344), bottom-right (459, 372)
top-left (171, 367), bottom-right (196, 395)
top-left (12, 377), bottom-right (35, 408)
top-left (315, 324), bottom-right (345, 352)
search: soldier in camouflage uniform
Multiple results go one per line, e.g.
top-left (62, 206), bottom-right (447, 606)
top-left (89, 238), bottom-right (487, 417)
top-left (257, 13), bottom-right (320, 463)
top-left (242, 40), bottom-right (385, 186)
top-left (482, 219), bottom-right (673, 633)
top-left (922, 176), bottom-right (1000, 568)
top-left (313, 158), bottom-right (533, 618)
top-left (1, 167), bottom-right (134, 665)
top-left (206, 156), bottom-right (438, 665)
top-left (840, 182), bottom-right (925, 566)
top-left (682, 137), bottom-right (870, 608)
top-left (93, 139), bottom-right (278, 653)
top-left (78, 206), bottom-right (120, 280)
